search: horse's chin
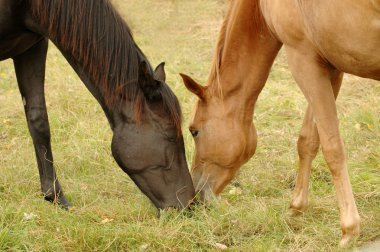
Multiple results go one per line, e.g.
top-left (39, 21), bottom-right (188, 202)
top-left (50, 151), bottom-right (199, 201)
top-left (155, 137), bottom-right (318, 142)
top-left (192, 173), bottom-right (219, 203)
top-left (156, 201), bottom-right (197, 218)
top-left (157, 207), bottom-right (177, 218)
top-left (197, 186), bottom-right (219, 203)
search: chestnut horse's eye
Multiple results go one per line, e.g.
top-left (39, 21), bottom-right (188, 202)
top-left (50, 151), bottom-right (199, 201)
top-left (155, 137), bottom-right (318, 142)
top-left (189, 128), bottom-right (199, 138)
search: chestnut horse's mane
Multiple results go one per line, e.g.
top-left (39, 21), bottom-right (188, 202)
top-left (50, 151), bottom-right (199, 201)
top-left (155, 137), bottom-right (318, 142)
top-left (207, 0), bottom-right (266, 98)
top-left (28, 0), bottom-right (182, 132)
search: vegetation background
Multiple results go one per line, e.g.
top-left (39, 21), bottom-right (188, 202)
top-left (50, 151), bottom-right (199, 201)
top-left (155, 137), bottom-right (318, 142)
top-left (0, 0), bottom-right (379, 251)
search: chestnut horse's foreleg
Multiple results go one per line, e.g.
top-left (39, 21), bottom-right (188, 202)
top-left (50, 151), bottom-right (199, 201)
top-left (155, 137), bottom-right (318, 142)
top-left (13, 38), bottom-right (71, 208)
top-left (290, 70), bottom-right (343, 214)
top-left (285, 47), bottom-right (360, 247)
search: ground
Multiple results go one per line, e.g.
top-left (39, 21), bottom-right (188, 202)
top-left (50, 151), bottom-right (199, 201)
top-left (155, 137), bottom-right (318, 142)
top-left (0, 0), bottom-right (379, 251)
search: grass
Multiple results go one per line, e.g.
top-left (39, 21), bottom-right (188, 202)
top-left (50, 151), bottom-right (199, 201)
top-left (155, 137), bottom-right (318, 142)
top-left (1, 0), bottom-right (379, 250)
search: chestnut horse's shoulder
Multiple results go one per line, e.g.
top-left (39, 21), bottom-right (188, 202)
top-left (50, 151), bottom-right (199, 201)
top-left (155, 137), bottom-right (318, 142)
top-left (261, 0), bottom-right (306, 46)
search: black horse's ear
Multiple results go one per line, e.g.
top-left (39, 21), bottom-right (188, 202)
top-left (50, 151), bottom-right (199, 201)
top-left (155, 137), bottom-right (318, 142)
top-left (139, 61), bottom-right (160, 99)
top-left (138, 61), bottom-right (153, 83)
top-left (154, 62), bottom-right (166, 82)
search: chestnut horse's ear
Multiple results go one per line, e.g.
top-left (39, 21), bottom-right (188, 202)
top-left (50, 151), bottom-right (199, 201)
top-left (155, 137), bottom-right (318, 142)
top-left (179, 73), bottom-right (206, 100)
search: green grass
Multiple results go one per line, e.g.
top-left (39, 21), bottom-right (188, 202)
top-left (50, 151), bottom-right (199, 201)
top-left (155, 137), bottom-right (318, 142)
top-left (1, 0), bottom-right (380, 250)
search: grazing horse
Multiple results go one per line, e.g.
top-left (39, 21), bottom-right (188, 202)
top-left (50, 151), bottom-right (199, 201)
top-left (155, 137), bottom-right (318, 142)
top-left (0, 0), bottom-right (195, 210)
top-left (180, 0), bottom-right (380, 246)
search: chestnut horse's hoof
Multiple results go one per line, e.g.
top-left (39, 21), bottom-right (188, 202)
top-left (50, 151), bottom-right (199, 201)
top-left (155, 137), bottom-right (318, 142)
top-left (339, 218), bottom-right (360, 248)
top-left (339, 234), bottom-right (356, 248)
top-left (287, 207), bottom-right (304, 217)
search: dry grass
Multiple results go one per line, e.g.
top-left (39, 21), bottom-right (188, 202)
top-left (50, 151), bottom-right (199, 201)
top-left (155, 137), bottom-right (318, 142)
top-left (0, 0), bottom-right (379, 251)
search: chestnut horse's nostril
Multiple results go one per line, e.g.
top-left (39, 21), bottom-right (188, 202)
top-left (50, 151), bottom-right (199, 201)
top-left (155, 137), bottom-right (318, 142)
top-left (194, 189), bottom-right (206, 203)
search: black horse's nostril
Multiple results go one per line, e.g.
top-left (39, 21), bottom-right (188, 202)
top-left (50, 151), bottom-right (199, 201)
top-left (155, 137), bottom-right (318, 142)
top-left (187, 199), bottom-right (198, 210)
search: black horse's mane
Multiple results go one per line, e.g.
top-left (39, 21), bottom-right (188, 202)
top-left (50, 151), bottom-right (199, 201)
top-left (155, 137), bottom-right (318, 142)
top-left (28, 0), bottom-right (182, 133)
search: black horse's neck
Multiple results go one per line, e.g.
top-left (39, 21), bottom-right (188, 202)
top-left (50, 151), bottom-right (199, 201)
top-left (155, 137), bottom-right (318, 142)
top-left (26, 0), bottom-right (152, 129)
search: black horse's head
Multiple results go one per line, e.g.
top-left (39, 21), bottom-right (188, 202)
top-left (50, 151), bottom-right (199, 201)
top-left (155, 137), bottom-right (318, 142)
top-left (111, 62), bottom-right (195, 210)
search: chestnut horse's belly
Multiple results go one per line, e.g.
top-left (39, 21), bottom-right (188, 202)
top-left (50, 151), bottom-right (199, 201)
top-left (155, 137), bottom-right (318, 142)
top-left (300, 0), bottom-right (380, 80)
top-left (264, 0), bottom-right (380, 80)
top-left (322, 44), bottom-right (380, 81)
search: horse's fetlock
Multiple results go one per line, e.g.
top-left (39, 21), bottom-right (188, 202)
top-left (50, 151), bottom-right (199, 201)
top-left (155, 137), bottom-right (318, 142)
top-left (290, 198), bottom-right (308, 213)
top-left (342, 214), bottom-right (361, 235)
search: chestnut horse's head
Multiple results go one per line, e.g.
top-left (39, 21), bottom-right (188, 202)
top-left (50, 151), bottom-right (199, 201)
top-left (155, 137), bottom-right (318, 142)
top-left (180, 74), bottom-right (257, 202)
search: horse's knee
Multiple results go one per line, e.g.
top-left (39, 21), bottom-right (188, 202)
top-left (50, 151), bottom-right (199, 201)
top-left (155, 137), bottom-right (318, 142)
top-left (26, 107), bottom-right (50, 139)
top-left (297, 133), bottom-right (319, 160)
top-left (321, 139), bottom-right (346, 176)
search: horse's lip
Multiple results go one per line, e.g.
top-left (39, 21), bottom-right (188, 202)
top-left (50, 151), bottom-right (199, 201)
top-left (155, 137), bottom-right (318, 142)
top-left (156, 198), bottom-right (198, 217)
top-left (156, 205), bottom-right (198, 218)
top-left (195, 185), bottom-right (217, 203)
top-left (156, 206), bottom-right (178, 218)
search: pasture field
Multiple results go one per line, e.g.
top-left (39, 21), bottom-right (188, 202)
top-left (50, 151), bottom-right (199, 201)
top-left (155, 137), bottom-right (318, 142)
top-left (1, 0), bottom-right (379, 251)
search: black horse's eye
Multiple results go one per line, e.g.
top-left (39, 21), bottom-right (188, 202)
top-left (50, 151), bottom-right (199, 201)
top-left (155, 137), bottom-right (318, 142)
top-left (163, 133), bottom-right (177, 143)
top-left (167, 137), bottom-right (177, 143)
top-left (189, 128), bottom-right (199, 138)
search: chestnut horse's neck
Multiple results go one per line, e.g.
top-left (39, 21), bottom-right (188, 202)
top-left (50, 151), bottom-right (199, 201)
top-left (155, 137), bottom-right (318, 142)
top-left (207, 0), bottom-right (281, 122)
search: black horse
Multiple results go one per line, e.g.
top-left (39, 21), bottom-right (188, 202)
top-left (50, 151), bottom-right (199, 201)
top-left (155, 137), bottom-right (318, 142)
top-left (0, 0), bottom-right (195, 210)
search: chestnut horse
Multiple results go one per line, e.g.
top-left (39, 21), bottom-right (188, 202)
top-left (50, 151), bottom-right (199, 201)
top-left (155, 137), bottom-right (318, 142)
top-left (180, 0), bottom-right (380, 246)
top-left (0, 0), bottom-right (195, 210)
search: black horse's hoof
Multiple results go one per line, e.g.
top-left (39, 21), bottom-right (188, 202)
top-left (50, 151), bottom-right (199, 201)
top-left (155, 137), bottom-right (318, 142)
top-left (44, 192), bottom-right (72, 210)
top-left (58, 197), bottom-right (72, 210)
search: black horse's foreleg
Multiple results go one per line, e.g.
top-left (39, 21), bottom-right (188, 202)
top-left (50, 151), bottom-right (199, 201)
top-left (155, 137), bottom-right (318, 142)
top-left (13, 38), bottom-right (71, 208)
